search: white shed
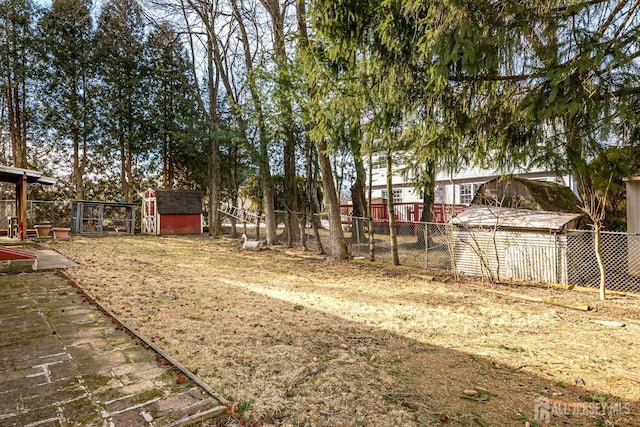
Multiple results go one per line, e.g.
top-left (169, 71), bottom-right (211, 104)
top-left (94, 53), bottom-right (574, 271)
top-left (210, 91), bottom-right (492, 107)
top-left (450, 205), bottom-right (585, 284)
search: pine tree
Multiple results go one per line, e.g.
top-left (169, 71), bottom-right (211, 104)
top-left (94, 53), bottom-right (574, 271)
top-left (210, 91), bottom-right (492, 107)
top-left (0, 0), bottom-right (36, 168)
top-left (144, 23), bottom-right (208, 190)
top-left (38, 0), bottom-right (95, 199)
top-left (93, 0), bottom-right (148, 202)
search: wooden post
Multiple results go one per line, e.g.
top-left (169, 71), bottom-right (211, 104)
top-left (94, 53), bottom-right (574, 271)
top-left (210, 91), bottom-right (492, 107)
top-left (17, 173), bottom-right (28, 239)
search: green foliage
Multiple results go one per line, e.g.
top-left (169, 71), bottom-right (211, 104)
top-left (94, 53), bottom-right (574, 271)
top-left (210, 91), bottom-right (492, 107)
top-left (0, 0), bottom-right (39, 167)
top-left (36, 0), bottom-right (96, 197)
top-left (241, 174), bottom-right (316, 214)
top-left (589, 146), bottom-right (640, 230)
top-left (309, 0), bottom-right (640, 207)
top-left (144, 23), bottom-right (209, 191)
top-left (92, 0), bottom-right (148, 200)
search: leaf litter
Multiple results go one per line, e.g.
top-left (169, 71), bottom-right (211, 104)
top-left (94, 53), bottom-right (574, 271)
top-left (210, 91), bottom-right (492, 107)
top-left (47, 235), bottom-right (640, 426)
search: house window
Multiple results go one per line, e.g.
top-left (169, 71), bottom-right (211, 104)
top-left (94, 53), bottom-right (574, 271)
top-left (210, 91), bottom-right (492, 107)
top-left (460, 184), bottom-right (474, 204)
top-left (381, 189), bottom-right (403, 203)
top-left (372, 152), bottom-right (387, 169)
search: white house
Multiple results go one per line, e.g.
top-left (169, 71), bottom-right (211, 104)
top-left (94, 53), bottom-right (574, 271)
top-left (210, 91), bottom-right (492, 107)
top-left (367, 153), bottom-right (578, 207)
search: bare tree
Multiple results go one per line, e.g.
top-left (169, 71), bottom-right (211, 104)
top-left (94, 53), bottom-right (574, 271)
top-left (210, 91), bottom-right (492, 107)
top-left (259, 0), bottom-right (299, 247)
top-left (581, 181), bottom-right (612, 301)
top-left (171, 0), bottom-right (224, 236)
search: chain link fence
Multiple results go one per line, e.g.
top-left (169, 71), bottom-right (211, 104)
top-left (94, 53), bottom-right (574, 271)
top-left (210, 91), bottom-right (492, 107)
top-left (567, 230), bottom-right (640, 293)
top-left (6, 202), bottom-right (636, 295)
top-left (336, 215), bottom-right (640, 294)
top-left (0, 200), bottom-right (72, 230)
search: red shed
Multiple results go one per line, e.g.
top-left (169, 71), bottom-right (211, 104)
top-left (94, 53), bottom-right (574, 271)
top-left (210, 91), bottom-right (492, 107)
top-left (142, 188), bottom-right (203, 235)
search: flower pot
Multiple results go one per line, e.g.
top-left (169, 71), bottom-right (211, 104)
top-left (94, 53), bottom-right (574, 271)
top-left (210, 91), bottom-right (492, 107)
top-left (34, 224), bottom-right (52, 238)
top-left (51, 227), bottom-right (71, 239)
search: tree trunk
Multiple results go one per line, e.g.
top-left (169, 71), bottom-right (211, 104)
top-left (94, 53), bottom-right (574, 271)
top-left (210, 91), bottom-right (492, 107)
top-left (350, 182), bottom-right (366, 246)
top-left (317, 140), bottom-right (349, 259)
top-left (262, 167), bottom-right (279, 245)
top-left (6, 78), bottom-right (27, 168)
top-left (416, 160), bottom-right (436, 248)
top-left (207, 38), bottom-right (221, 237)
top-left (72, 132), bottom-right (85, 200)
top-left (310, 153), bottom-right (323, 229)
top-left (386, 145), bottom-right (400, 265)
top-left (350, 134), bottom-right (367, 240)
top-left (367, 147), bottom-right (375, 261)
top-left (229, 143), bottom-right (240, 238)
top-left (208, 131), bottom-right (221, 237)
top-left (299, 210), bottom-right (308, 250)
top-left (76, 68), bottom-right (90, 200)
top-left (305, 133), bottom-right (325, 254)
top-left (119, 133), bottom-right (128, 201)
top-left (594, 223), bottom-right (606, 301)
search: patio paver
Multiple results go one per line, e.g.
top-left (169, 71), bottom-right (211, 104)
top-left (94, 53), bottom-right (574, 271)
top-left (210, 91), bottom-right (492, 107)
top-left (0, 271), bottom-right (225, 426)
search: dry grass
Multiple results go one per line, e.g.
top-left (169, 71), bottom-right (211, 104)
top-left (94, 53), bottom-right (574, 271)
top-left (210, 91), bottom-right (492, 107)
top-left (46, 235), bottom-right (640, 426)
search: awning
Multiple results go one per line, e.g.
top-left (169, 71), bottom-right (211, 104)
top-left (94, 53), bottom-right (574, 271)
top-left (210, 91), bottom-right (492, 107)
top-left (451, 205), bottom-right (585, 232)
top-left (0, 165), bottom-right (57, 185)
top-left (1, 165), bottom-right (56, 239)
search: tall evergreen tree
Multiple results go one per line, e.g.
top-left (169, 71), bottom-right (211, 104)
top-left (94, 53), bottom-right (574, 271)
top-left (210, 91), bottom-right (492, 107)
top-left (145, 23), bottom-right (208, 190)
top-left (0, 0), bottom-right (36, 168)
top-left (38, 0), bottom-right (94, 199)
top-left (310, 0), bottom-right (640, 202)
top-left (93, 0), bottom-right (148, 202)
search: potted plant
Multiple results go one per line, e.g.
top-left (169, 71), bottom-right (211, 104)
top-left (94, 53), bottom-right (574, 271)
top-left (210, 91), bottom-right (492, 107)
top-left (34, 222), bottom-right (52, 238)
top-left (51, 227), bottom-right (71, 239)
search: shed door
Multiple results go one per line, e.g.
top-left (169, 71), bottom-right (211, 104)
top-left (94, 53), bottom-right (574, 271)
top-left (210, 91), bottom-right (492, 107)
top-left (142, 196), bottom-right (157, 235)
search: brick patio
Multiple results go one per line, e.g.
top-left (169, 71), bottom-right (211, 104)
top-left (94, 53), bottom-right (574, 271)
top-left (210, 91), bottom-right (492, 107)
top-left (0, 271), bottom-right (225, 426)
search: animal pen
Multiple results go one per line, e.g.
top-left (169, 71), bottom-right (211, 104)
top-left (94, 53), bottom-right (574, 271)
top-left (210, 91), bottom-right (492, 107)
top-left (70, 201), bottom-right (136, 235)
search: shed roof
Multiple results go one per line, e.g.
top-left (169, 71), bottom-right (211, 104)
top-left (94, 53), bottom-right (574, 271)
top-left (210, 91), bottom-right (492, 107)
top-left (153, 189), bottom-right (202, 215)
top-left (451, 205), bottom-right (584, 232)
top-left (472, 177), bottom-right (582, 214)
top-left (0, 165), bottom-right (56, 185)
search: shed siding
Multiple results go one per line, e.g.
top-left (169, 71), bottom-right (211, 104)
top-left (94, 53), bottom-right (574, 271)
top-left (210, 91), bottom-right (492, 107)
top-left (453, 230), bottom-right (567, 284)
top-left (159, 214), bottom-right (202, 235)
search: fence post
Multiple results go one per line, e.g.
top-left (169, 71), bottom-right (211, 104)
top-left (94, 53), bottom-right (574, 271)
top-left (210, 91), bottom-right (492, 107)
top-left (355, 217), bottom-right (360, 256)
top-left (554, 232), bottom-right (559, 284)
top-left (424, 222), bottom-right (429, 268)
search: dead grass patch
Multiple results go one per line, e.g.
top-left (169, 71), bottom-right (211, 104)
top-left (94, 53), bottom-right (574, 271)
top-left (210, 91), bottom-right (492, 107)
top-left (46, 235), bottom-right (640, 426)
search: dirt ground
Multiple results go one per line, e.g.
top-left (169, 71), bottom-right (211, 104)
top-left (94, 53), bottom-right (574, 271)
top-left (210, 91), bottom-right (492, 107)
top-left (45, 235), bottom-right (640, 426)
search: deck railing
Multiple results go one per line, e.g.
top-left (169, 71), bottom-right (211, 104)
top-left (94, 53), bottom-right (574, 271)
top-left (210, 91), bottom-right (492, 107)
top-left (339, 202), bottom-right (466, 225)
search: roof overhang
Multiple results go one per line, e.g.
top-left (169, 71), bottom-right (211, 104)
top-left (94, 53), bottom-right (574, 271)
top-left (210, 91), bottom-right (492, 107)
top-left (0, 165), bottom-right (56, 185)
top-left (451, 205), bottom-right (584, 232)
